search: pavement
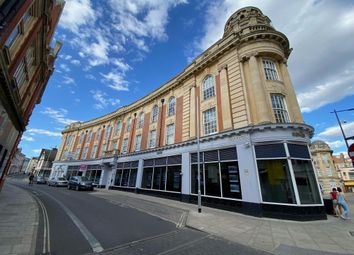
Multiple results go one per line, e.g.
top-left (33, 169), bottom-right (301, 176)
top-left (1, 176), bottom-right (354, 255)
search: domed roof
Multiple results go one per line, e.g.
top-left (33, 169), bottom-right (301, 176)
top-left (310, 140), bottom-right (331, 152)
top-left (223, 6), bottom-right (274, 37)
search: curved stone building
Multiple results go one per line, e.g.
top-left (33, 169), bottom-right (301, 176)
top-left (310, 140), bottom-right (342, 194)
top-left (53, 7), bottom-right (324, 220)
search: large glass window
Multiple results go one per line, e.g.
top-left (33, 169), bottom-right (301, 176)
top-left (14, 59), bottom-right (26, 88)
top-left (142, 168), bottom-right (153, 188)
top-left (221, 162), bottom-right (241, 199)
top-left (205, 163), bottom-right (221, 197)
top-left (87, 130), bottom-right (92, 143)
top-left (91, 145), bottom-right (97, 158)
top-left (292, 159), bottom-right (321, 204)
top-left (263, 59), bottom-right (279, 80)
top-left (114, 170), bottom-right (122, 186)
top-left (114, 121), bottom-right (121, 136)
top-left (203, 108), bottom-right (217, 135)
top-left (135, 135), bottom-right (141, 151)
top-left (79, 132), bottom-right (85, 144)
top-left (105, 125), bottom-right (111, 139)
top-left (114, 162), bottom-right (138, 188)
top-left (5, 25), bottom-right (20, 47)
top-left (129, 169), bottom-right (137, 187)
top-left (166, 124), bottom-right (175, 145)
top-left (96, 128), bottom-right (101, 141)
top-left (153, 167), bottom-right (166, 190)
top-left (122, 138), bottom-right (128, 153)
top-left (271, 94), bottom-right (290, 123)
top-left (166, 166), bottom-right (181, 192)
top-left (202, 75), bottom-right (215, 100)
top-left (168, 97), bottom-right (176, 116)
top-left (191, 164), bottom-right (205, 195)
top-left (138, 112), bottom-right (144, 128)
top-left (121, 170), bottom-right (129, 186)
top-left (126, 117), bottom-right (131, 132)
top-left (82, 147), bottom-right (88, 159)
top-left (257, 159), bottom-right (296, 204)
top-left (149, 130), bottom-right (156, 148)
top-left (151, 105), bottom-right (159, 123)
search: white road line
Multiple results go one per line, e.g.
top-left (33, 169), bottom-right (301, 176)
top-left (32, 193), bottom-right (51, 254)
top-left (40, 191), bottom-right (104, 253)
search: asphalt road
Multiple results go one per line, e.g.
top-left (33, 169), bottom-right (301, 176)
top-left (15, 181), bottom-right (271, 255)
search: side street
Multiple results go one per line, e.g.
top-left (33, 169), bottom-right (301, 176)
top-left (1, 176), bottom-right (354, 255)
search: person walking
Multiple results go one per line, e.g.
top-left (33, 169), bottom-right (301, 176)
top-left (337, 187), bottom-right (350, 220)
top-left (330, 188), bottom-right (340, 217)
top-left (28, 173), bottom-right (34, 185)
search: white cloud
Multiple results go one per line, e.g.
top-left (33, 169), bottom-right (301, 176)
top-left (32, 149), bottom-right (42, 154)
top-left (111, 58), bottom-right (131, 73)
top-left (27, 128), bottom-right (62, 137)
top-left (70, 59), bottom-right (80, 66)
top-left (59, 0), bottom-right (97, 33)
top-left (40, 107), bottom-right (78, 125)
top-left (325, 140), bottom-right (346, 149)
top-left (60, 64), bottom-right (71, 72)
top-left (85, 74), bottom-right (96, 80)
top-left (90, 90), bottom-right (120, 109)
top-left (317, 121), bottom-right (354, 138)
top-left (62, 75), bottom-right (76, 85)
top-left (100, 71), bottom-right (129, 91)
top-left (190, 1), bottom-right (354, 113)
top-left (21, 135), bottom-right (34, 142)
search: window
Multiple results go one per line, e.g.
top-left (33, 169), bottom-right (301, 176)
top-left (14, 59), bottom-right (26, 88)
top-left (135, 135), bottom-right (141, 151)
top-left (91, 145), bottom-right (97, 158)
top-left (263, 59), bottom-right (279, 80)
top-left (168, 97), bottom-right (176, 116)
top-left (151, 105), bottom-right (159, 123)
top-left (102, 143), bottom-right (107, 152)
top-left (96, 128), bottom-right (101, 141)
top-left (5, 25), bottom-right (20, 47)
top-left (111, 140), bottom-right (117, 150)
top-left (114, 121), bottom-right (121, 136)
top-left (326, 168), bottom-right (333, 177)
top-left (271, 94), bottom-right (290, 123)
top-left (65, 135), bottom-right (72, 146)
top-left (203, 108), bottom-right (217, 135)
top-left (87, 131), bottom-right (92, 143)
top-left (82, 147), bottom-right (88, 159)
top-left (79, 132), bottom-right (85, 144)
top-left (122, 138), bottom-right (128, 153)
top-left (166, 124), bottom-right (175, 145)
top-left (105, 125), bottom-right (111, 139)
top-left (138, 112), bottom-right (144, 128)
top-left (149, 130), bottom-right (156, 148)
top-left (126, 118), bottom-right (131, 132)
top-left (202, 75), bottom-right (215, 100)
top-left (23, 6), bottom-right (33, 24)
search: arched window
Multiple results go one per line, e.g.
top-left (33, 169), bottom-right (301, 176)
top-left (168, 97), bottom-right (176, 116)
top-left (202, 75), bottom-right (215, 100)
top-left (105, 125), bottom-right (111, 139)
top-left (79, 132), bottom-right (84, 144)
top-left (87, 130), bottom-right (92, 143)
top-left (114, 120), bottom-right (121, 136)
top-left (138, 112), bottom-right (144, 128)
top-left (96, 128), bottom-right (101, 141)
top-left (126, 117), bottom-right (132, 132)
top-left (151, 105), bottom-right (159, 123)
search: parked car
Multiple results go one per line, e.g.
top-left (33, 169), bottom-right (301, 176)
top-left (67, 176), bottom-right (94, 191)
top-left (35, 176), bottom-right (46, 184)
top-left (48, 177), bottom-right (68, 187)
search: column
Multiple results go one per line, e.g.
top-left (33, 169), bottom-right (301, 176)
top-left (181, 152), bottom-right (190, 202)
top-left (136, 158), bottom-right (144, 188)
top-left (249, 55), bottom-right (272, 123)
top-left (189, 86), bottom-right (196, 138)
top-left (219, 68), bottom-right (233, 129)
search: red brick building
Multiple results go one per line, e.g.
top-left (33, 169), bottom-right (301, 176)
top-left (0, 0), bottom-right (65, 190)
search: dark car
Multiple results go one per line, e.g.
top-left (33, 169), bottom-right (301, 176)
top-left (35, 176), bottom-right (46, 184)
top-left (67, 176), bottom-right (94, 191)
top-left (48, 177), bottom-right (68, 187)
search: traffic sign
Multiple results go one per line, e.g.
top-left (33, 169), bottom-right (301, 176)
top-left (349, 143), bottom-right (354, 160)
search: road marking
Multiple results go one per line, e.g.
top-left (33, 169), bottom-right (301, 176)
top-left (39, 191), bottom-right (104, 253)
top-left (176, 211), bottom-right (187, 228)
top-left (31, 193), bottom-right (51, 254)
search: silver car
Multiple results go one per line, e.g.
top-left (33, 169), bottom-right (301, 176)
top-left (48, 177), bottom-right (68, 187)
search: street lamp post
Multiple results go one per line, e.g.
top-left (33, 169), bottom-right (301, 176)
top-left (331, 108), bottom-right (354, 166)
top-left (196, 95), bottom-right (202, 213)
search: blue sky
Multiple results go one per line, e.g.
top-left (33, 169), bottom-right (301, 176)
top-left (19, 0), bottom-right (354, 158)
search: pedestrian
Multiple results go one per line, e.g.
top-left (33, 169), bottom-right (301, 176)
top-left (28, 173), bottom-right (34, 185)
top-left (337, 187), bottom-right (350, 220)
top-left (330, 188), bottom-right (340, 217)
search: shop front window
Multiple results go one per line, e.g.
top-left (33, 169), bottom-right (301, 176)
top-left (153, 166), bottom-right (166, 190)
top-left (257, 159), bottom-right (296, 204)
top-left (129, 169), bottom-right (137, 187)
top-left (292, 159), bottom-right (321, 204)
top-left (205, 163), bottom-right (221, 197)
top-left (142, 168), bottom-right (153, 189)
top-left (191, 164), bottom-right (204, 195)
top-left (221, 162), bottom-right (241, 199)
top-left (166, 166), bottom-right (181, 192)
top-left (115, 170), bottom-right (122, 186)
top-left (121, 170), bottom-right (129, 186)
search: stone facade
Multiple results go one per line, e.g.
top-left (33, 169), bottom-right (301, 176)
top-left (53, 7), bottom-right (324, 220)
top-left (310, 141), bottom-right (342, 194)
top-left (0, 0), bottom-right (64, 189)
top-left (333, 153), bottom-right (354, 192)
